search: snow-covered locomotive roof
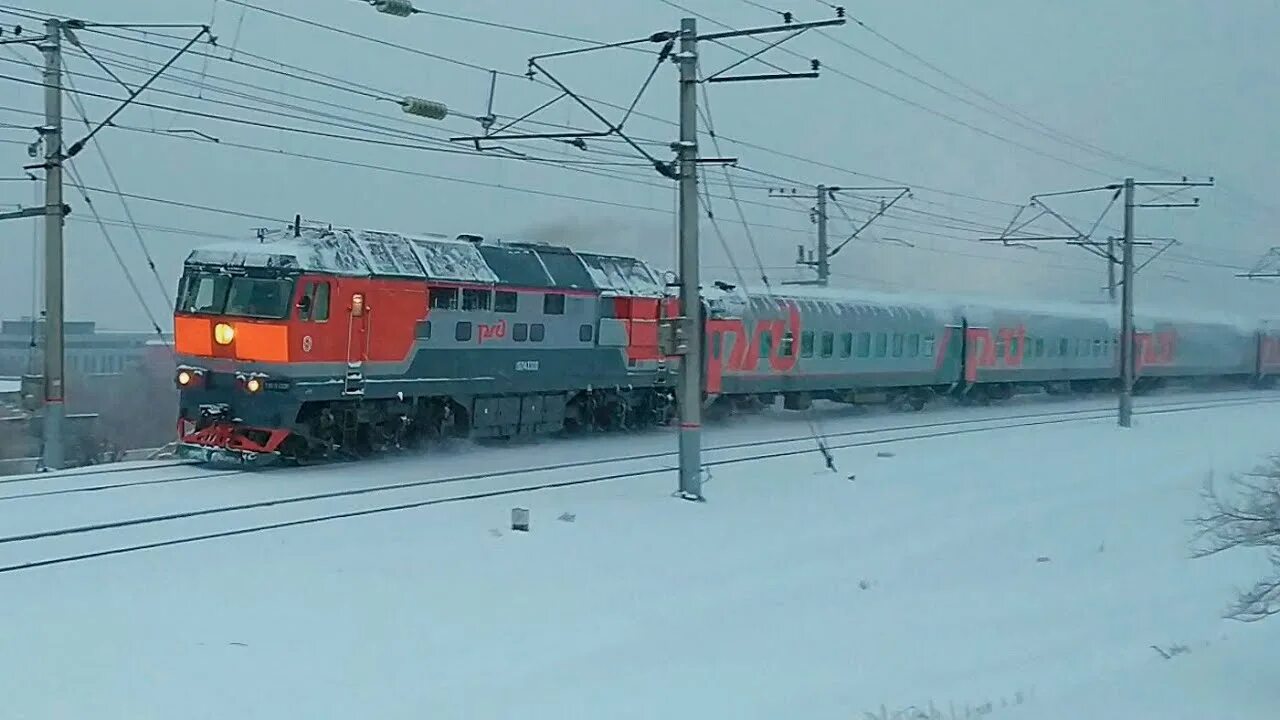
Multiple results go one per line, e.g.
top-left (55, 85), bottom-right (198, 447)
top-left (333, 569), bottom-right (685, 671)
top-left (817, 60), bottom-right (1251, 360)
top-left (184, 226), bottom-right (664, 296)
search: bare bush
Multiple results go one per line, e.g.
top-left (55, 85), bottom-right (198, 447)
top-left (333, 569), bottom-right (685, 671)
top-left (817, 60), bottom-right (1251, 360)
top-left (1192, 460), bottom-right (1280, 622)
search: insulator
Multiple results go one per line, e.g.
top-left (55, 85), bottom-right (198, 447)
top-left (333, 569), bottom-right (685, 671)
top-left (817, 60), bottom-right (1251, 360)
top-left (373, 0), bottom-right (415, 17)
top-left (399, 97), bottom-right (449, 120)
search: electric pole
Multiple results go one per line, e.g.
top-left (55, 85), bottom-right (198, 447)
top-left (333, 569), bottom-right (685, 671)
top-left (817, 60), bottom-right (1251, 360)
top-left (1, 16), bottom-right (209, 470)
top-left (675, 17), bottom-right (702, 500)
top-left (39, 18), bottom-right (66, 469)
top-left (454, 13), bottom-right (846, 501)
top-left (771, 184), bottom-right (908, 287)
top-left (981, 176), bottom-right (1211, 428)
top-left (1118, 178), bottom-right (1135, 426)
top-left (815, 184), bottom-right (829, 284)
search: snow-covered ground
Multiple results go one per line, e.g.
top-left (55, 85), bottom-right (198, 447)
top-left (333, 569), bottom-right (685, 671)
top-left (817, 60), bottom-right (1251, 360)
top-left (1, 399), bottom-right (1278, 718)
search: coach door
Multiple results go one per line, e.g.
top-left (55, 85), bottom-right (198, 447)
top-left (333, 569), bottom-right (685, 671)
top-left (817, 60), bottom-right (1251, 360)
top-left (345, 289), bottom-right (369, 395)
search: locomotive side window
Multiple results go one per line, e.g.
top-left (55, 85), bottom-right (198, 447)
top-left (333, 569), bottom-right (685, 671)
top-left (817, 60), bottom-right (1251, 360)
top-left (455, 321), bottom-right (472, 341)
top-left (313, 282), bottom-right (330, 321)
top-left (531, 323), bottom-right (546, 342)
top-left (298, 281), bottom-right (330, 322)
top-left (543, 293), bottom-right (566, 315)
top-left (857, 332), bottom-right (871, 358)
top-left (431, 287), bottom-right (459, 310)
top-left (580, 324), bottom-right (594, 342)
top-left (514, 323), bottom-right (529, 342)
top-left (495, 291), bottom-right (518, 313)
top-left (462, 288), bottom-right (491, 311)
top-left (892, 333), bottom-right (904, 358)
top-left (908, 334), bottom-right (920, 357)
top-left (801, 331), bottom-right (815, 358)
top-left (820, 332), bottom-right (834, 358)
top-left (839, 332), bottom-right (853, 358)
top-left (923, 334), bottom-right (935, 358)
top-left (759, 331), bottom-right (773, 358)
top-left (874, 333), bottom-right (887, 358)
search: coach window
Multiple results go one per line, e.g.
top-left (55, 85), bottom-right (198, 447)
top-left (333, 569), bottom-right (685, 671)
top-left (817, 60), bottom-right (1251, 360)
top-left (781, 331), bottom-right (794, 357)
top-left (801, 331), bottom-right (815, 358)
top-left (759, 331), bottom-right (773, 359)
top-left (513, 323), bottom-right (529, 342)
top-left (455, 321), bottom-right (472, 342)
top-left (494, 291), bottom-right (518, 313)
top-left (840, 332), bottom-right (853, 358)
top-left (874, 333), bottom-right (887, 358)
top-left (892, 333), bottom-right (904, 358)
top-left (857, 332), bottom-right (871, 358)
top-left (923, 334), bottom-right (935, 358)
top-left (907, 333), bottom-right (920, 357)
top-left (995, 337), bottom-right (1006, 359)
top-left (820, 331), bottom-right (834, 358)
top-left (1092, 339), bottom-right (1102, 356)
top-left (430, 287), bottom-right (459, 310)
top-left (531, 323), bottom-right (546, 342)
top-left (462, 288), bottom-right (491, 311)
top-left (580, 324), bottom-right (594, 342)
top-left (543, 293), bottom-right (566, 315)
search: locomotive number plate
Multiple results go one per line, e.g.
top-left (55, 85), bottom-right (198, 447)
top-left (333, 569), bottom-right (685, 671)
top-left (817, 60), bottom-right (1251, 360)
top-left (515, 360), bottom-right (540, 372)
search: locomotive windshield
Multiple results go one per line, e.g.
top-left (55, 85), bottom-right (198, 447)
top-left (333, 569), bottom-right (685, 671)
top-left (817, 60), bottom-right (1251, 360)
top-left (177, 271), bottom-right (295, 319)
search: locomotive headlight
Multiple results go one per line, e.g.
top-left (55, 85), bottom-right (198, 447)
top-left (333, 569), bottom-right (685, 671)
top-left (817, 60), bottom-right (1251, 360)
top-left (177, 370), bottom-right (193, 386)
top-left (213, 322), bottom-right (235, 345)
top-left (245, 377), bottom-right (263, 393)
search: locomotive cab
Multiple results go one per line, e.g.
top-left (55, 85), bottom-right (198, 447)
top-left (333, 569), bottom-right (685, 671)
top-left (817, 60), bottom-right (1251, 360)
top-left (173, 263), bottom-right (316, 463)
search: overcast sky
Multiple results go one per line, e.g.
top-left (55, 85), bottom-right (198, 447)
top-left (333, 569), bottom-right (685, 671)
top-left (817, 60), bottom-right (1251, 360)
top-left (2, 0), bottom-right (1279, 330)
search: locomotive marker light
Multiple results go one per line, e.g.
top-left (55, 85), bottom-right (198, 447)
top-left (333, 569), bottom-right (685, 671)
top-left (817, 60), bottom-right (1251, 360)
top-left (245, 377), bottom-right (263, 394)
top-left (176, 370), bottom-right (193, 386)
top-left (213, 322), bottom-right (235, 345)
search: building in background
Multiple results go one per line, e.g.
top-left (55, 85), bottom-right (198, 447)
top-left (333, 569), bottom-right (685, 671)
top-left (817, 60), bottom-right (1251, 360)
top-left (0, 318), bottom-right (170, 377)
top-left (0, 319), bottom-right (178, 470)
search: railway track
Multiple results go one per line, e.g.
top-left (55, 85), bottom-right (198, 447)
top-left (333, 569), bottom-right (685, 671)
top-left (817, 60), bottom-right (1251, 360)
top-left (1, 392), bottom-right (1277, 575)
top-left (1, 386), bottom-right (1272, 502)
top-left (0, 388), bottom-right (1270, 503)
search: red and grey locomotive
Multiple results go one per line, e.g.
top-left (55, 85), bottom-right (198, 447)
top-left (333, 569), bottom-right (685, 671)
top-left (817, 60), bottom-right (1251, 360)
top-left (174, 225), bottom-right (674, 462)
